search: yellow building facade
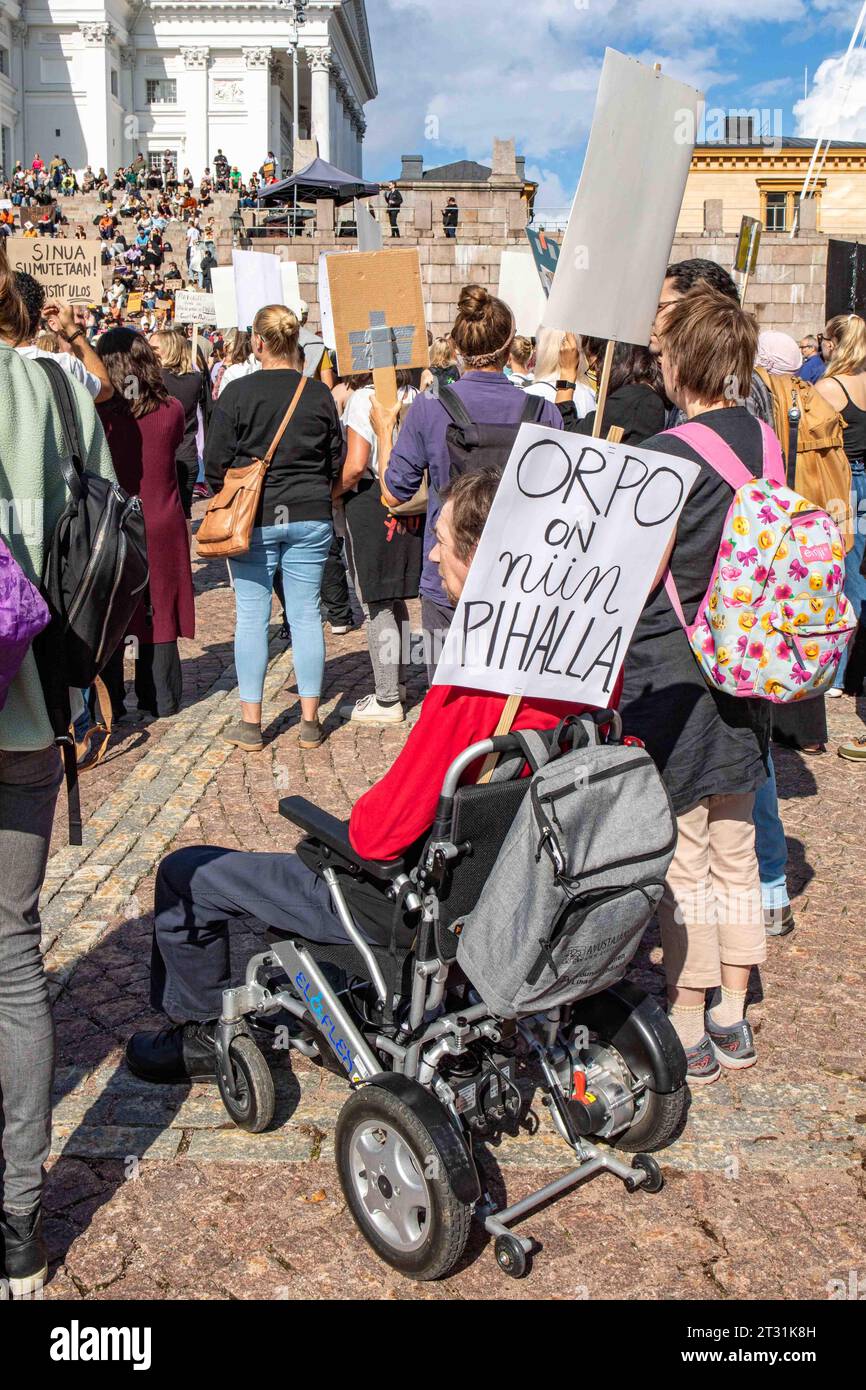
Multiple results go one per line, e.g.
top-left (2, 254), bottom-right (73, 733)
top-left (676, 137), bottom-right (866, 239)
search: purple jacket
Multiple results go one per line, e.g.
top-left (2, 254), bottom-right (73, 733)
top-left (384, 371), bottom-right (563, 604)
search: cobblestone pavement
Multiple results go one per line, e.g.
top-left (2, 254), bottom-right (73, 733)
top-left (31, 533), bottom-right (866, 1301)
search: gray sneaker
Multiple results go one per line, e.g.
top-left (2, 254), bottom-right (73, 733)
top-left (684, 1034), bottom-right (722, 1086)
top-left (764, 904), bottom-right (795, 937)
top-left (705, 1012), bottom-right (758, 1070)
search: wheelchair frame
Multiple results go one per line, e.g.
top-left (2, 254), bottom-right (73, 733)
top-left (216, 731), bottom-right (680, 1270)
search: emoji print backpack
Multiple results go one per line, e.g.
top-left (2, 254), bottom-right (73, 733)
top-left (663, 419), bottom-right (856, 703)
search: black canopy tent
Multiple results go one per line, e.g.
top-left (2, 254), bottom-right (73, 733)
top-left (257, 158), bottom-right (380, 232)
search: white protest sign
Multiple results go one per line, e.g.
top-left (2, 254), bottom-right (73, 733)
top-left (174, 289), bottom-right (217, 325)
top-left (433, 426), bottom-right (700, 706)
top-left (498, 250), bottom-right (547, 338)
top-left (355, 198), bottom-right (383, 253)
top-left (210, 266), bottom-right (238, 328)
top-left (232, 248), bottom-right (283, 330)
top-left (318, 251), bottom-right (338, 350)
top-left (544, 49), bottom-right (703, 346)
top-left (280, 260), bottom-right (304, 316)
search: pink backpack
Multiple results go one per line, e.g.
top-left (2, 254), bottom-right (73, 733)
top-left (663, 420), bottom-right (856, 703)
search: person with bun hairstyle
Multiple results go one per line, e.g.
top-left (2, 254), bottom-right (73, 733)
top-left (379, 284), bottom-right (562, 676)
top-left (205, 304), bottom-right (343, 751)
top-left (814, 313), bottom-right (866, 700)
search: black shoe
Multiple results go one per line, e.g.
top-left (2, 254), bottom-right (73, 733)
top-left (0, 1206), bottom-right (48, 1297)
top-left (764, 904), bottom-right (796, 938)
top-left (125, 1021), bottom-right (218, 1085)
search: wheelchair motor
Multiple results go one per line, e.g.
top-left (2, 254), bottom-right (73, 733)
top-left (214, 721), bottom-right (688, 1282)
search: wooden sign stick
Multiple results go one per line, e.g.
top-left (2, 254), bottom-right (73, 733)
top-left (592, 339), bottom-right (617, 440)
top-left (372, 364), bottom-right (398, 409)
top-left (476, 424), bottom-right (624, 785)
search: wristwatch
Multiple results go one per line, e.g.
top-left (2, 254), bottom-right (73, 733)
top-left (555, 379), bottom-right (576, 391)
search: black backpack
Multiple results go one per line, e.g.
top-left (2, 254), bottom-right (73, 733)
top-left (439, 385), bottom-right (546, 481)
top-left (33, 359), bottom-right (149, 843)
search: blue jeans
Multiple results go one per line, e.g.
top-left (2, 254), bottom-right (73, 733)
top-left (753, 753), bottom-right (789, 911)
top-left (836, 461), bottom-right (866, 690)
top-left (229, 520), bottom-right (333, 703)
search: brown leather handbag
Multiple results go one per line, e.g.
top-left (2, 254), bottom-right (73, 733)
top-left (197, 376), bottom-right (307, 558)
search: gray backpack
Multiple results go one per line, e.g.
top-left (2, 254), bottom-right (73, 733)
top-left (456, 720), bottom-right (677, 1019)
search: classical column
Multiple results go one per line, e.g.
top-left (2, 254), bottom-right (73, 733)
top-left (243, 47), bottom-right (272, 173)
top-left (180, 48), bottom-right (210, 179)
top-left (79, 22), bottom-right (115, 173)
top-left (11, 20), bottom-right (27, 165)
top-left (337, 76), bottom-right (353, 175)
top-left (119, 47), bottom-right (136, 166)
top-left (269, 56), bottom-right (284, 173)
top-left (309, 48), bottom-right (332, 163)
top-left (355, 111), bottom-right (367, 178)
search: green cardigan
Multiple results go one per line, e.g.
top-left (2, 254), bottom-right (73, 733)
top-left (0, 343), bottom-right (116, 751)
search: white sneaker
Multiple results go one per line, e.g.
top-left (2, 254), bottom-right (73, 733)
top-left (344, 695), bottom-right (405, 725)
top-left (827, 688), bottom-right (843, 699)
top-left (329, 623), bottom-right (352, 636)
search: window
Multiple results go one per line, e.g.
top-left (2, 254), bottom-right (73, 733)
top-left (111, 68), bottom-right (119, 98)
top-left (0, 47), bottom-right (9, 77)
top-left (765, 191), bottom-right (787, 232)
top-left (758, 180), bottom-right (822, 234)
top-left (146, 79), bottom-right (177, 104)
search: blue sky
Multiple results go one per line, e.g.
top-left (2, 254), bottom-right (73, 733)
top-left (363, 0), bottom-right (866, 210)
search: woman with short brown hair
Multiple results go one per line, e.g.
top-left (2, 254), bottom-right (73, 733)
top-left (620, 285), bottom-right (769, 1085)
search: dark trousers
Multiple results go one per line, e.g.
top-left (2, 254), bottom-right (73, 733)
top-left (151, 847), bottom-right (356, 1021)
top-left (102, 639), bottom-right (183, 719)
top-left (388, 210), bottom-right (400, 238)
top-left (271, 532), bottom-right (352, 629)
top-left (420, 594), bottom-right (455, 684)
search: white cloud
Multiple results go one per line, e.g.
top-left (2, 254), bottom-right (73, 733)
top-left (525, 164), bottom-right (574, 212)
top-left (794, 48), bottom-right (866, 138)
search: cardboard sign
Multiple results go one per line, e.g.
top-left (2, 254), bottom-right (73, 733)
top-left (126, 291), bottom-right (143, 315)
top-left (327, 248), bottom-right (429, 378)
top-left (433, 426), bottom-right (699, 705)
top-left (499, 250), bottom-right (547, 337)
top-left (232, 248), bottom-right (283, 330)
top-left (318, 251), bottom-right (345, 350)
top-left (174, 289), bottom-right (217, 325)
top-left (7, 238), bottom-right (102, 305)
top-left (355, 198), bottom-right (383, 253)
top-left (543, 50), bottom-right (703, 347)
top-left (734, 215), bottom-right (762, 276)
top-left (156, 298), bottom-right (174, 313)
top-left (526, 228), bottom-right (560, 296)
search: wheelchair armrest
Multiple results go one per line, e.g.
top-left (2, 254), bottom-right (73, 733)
top-left (279, 797), bottom-right (408, 882)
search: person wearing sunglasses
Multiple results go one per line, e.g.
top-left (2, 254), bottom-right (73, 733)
top-left (797, 333), bottom-right (826, 384)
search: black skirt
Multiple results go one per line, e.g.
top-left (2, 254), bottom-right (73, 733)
top-left (344, 478), bottom-right (423, 605)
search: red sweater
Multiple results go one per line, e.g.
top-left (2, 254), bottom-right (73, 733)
top-left (349, 682), bottom-right (622, 863)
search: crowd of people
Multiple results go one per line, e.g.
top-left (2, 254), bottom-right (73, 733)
top-left (0, 231), bottom-right (864, 1292)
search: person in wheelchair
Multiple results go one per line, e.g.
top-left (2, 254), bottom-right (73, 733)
top-left (126, 467), bottom-right (614, 1085)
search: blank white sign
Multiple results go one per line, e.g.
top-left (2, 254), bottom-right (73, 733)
top-left (544, 49), bottom-right (703, 347)
top-left (498, 250), bottom-right (547, 338)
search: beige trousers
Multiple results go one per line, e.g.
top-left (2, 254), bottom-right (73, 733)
top-left (657, 793), bottom-right (767, 992)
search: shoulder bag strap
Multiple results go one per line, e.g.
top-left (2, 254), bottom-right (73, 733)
top-left (521, 391), bottom-right (547, 424)
top-left (35, 356), bottom-right (85, 502)
top-left (437, 383), bottom-right (475, 431)
top-left (261, 375), bottom-right (307, 470)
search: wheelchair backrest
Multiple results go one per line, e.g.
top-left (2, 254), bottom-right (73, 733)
top-left (435, 777), bottom-right (532, 939)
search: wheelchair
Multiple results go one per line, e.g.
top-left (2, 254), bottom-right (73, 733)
top-left (214, 714), bottom-right (688, 1282)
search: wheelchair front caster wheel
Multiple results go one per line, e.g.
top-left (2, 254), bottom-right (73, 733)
top-left (629, 1153), bottom-right (664, 1194)
top-left (495, 1234), bottom-right (530, 1279)
top-left (217, 1036), bottom-right (275, 1134)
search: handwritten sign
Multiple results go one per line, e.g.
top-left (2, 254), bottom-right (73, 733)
top-left (174, 289), bottom-right (217, 325)
top-left (7, 238), bottom-right (102, 305)
top-left (543, 50), bottom-right (703, 346)
top-left (126, 291), bottom-right (143, 315)
top-left (433, 426), bottom-right (700, 705)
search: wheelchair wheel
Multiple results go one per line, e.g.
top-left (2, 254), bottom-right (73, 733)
top-left (217, 1036), bottom-right (275, 1134)
top-left (494, 1234), bottom-right (530, 1280)
top-left (335, 1086), bottom-right (472, 1281)
top-left (615, 1086), bottom-right (688, 1154)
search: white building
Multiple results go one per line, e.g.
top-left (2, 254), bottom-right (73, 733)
top-left (0, 1), bottom-right (376, 180)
